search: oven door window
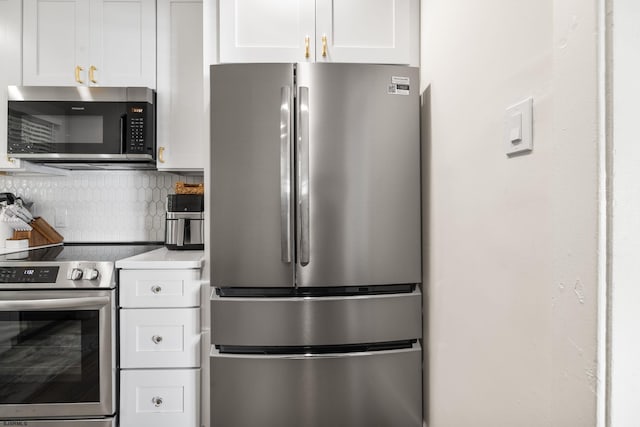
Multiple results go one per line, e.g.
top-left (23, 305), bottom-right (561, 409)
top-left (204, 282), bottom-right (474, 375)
top-left (0, 310), bottom-right (100, 404)
top-left (7, 101), bottom-right (125, 155)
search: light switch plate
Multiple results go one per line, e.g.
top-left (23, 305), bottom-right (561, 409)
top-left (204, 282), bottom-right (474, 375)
top-left (505, 97), bottom-right (533, 156)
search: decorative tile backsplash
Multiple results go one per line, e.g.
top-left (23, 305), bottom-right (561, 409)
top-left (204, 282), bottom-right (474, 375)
top-left (0, 171), bottom-right (203, 243)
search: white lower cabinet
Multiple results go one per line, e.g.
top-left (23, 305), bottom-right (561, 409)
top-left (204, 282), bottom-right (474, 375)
top-left (121, 369), bottom-right (200, 427)
top-left (119, 267), bottom-right (202, 427)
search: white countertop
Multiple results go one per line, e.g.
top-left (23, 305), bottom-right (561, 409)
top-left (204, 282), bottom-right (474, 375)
top-left (116, 247), bottom-right (204, 269)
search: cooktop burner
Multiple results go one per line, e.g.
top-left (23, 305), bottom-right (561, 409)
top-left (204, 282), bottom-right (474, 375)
top-left (0, 243), bottom-right (163, 263)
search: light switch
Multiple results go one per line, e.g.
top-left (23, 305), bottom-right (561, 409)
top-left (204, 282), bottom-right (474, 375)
top-left (509, 112), bottom-right (523, 143)
top-left (505, 97), bottom-right (533, 156)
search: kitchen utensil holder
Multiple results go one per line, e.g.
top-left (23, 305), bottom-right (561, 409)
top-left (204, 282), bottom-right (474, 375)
top-left (12, 217), bottom-right (64, 246)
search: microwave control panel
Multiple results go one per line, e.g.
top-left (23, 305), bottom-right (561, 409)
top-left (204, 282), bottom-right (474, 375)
top-left (126, 103), bottom-right (153, 154)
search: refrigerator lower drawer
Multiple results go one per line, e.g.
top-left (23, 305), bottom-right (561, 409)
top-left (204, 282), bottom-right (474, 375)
top-left (210, 343), bottom-right (422, 427)
top-left (211, 288), bottom-right (421, 346)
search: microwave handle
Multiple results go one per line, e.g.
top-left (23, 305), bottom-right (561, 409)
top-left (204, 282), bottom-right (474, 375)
top-left (120, 114), bottom-right (127, 154)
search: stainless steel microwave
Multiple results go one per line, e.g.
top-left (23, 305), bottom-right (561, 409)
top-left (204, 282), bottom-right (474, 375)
top-left (7, 86), bottom-right (155, 167)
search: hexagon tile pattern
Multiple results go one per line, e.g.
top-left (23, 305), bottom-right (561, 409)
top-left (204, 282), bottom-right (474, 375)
top-left (0, 171), bottom-right (203, 243)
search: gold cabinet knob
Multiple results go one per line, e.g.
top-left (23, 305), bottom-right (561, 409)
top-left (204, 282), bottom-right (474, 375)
top-left (158, 146), bottom-right (166, 163)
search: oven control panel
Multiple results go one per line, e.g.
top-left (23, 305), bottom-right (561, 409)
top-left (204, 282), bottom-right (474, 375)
top-left (0, 261), bottom-right (114, 289)
top-left (0, 266), bottom-right (59, 283)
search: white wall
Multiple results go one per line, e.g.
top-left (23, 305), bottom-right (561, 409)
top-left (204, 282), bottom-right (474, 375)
top-left (610, 0), bottom-right (640, 425)
top-left (421, 0), bottom-right (601, 425)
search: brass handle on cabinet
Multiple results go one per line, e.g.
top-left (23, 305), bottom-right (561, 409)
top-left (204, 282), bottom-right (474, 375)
top-left (321, 35), bottom-right (327, 57)
top-left (304, 36), bottom-right (310, 59)
top-left (75, 65), bottom-right (84, 84)
top-left (89, 65), bottom-right (97, 84)
top-left (158, 147), bottom-right (165, 163)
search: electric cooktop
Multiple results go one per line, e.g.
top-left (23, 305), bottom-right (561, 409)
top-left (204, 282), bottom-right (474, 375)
top-left (0, 242), bottom-right (163, 263)
top-left (0, 243), bottom-right (163, 289)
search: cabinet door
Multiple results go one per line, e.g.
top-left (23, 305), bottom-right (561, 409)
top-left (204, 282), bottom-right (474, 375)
top-left (315, 0), bottom-right (415, 65)
top-left (0, 0), bottom-right (23, 169)
top-left (89, 0), bottom-right (156, 87)
top-left (23, 0), bottom-right (90, 86)
top-left (156, 0), bottom-right (204, 170)
top-left (219, 0), bottom-right (314, 63)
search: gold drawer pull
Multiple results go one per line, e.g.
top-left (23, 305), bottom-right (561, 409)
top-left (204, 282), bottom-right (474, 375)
top-left (321, 35), bottom-right (327, 57)
top-left (75, 65), bottom-right (84, 84)
top-left (89, 65), bottom-right (97, 84)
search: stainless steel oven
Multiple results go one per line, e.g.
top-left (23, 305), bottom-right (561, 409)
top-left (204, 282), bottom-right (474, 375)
top-left (0, 243), bottom-right (161, 427)
top-left (0, 289), bottom-right (115, 420)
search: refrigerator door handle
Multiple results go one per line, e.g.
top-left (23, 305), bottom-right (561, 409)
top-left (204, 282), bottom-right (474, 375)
top-left (211, 342), bottom-right (421, 359)
top-left (280, 86), bottom-right (292, 263)
top-left (298, 86), bottom-right (310, 266)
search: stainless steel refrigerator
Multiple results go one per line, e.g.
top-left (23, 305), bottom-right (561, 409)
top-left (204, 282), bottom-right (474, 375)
top-left (210, 63), bottom-right (422, 427)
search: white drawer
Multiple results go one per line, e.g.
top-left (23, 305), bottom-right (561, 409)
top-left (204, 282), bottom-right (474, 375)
top-left (120, 308), bottom-right (200, 368)
top-left (119, 269), bottom-right (201, 308)
top-left (120, 369), bottom-right (200, 427)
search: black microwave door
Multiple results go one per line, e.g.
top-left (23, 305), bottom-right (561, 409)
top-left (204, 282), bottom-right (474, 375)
top-left (8, 101), bottom-right (126, 155)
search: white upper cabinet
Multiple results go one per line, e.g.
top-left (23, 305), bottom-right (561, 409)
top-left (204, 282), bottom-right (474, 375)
top-left (156, 0), bottom-right (204, 170)
top-left (315, 0), bottom-right (413, 64)
top-left (23, 0), bottom-right (89, 86)
top-left (23, 0), bottom-right (156, 87)
top-left (89, 0), bottom-right (156, 87)
top-left (0, 0), bottom-right (23, 170)
top-left (219, 0), bottom-right (315, 63)
top-left (218, 0), bottom-right (418, 65)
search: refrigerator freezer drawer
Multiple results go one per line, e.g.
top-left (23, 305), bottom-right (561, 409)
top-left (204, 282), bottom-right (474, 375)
top-left (211, 289), bottom-right (421, 346)
top-left (210, 343), bottom-right (422, 427)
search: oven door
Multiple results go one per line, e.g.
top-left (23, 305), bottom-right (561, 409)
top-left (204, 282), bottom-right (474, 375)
top-left (0, 290), bottom-right (115, 419)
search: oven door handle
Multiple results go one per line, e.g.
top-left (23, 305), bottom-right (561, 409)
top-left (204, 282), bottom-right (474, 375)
top-left (0, 296), bottom-right (110, 310)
